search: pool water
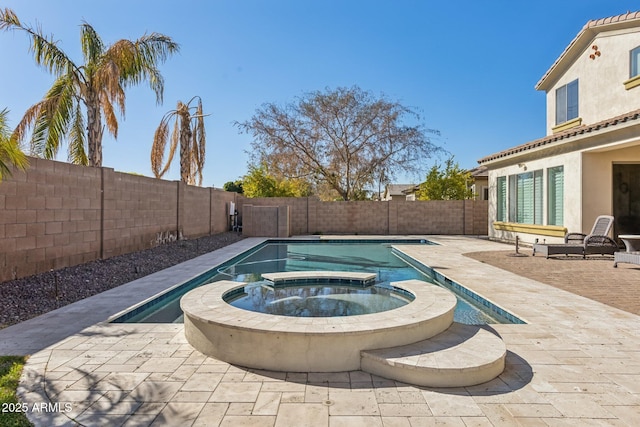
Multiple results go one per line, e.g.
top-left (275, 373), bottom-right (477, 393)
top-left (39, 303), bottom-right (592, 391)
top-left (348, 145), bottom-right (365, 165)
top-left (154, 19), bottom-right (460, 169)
top-left (115, 241), bottom-right (512, 325)
top-left (225, 282), bottom-right (414, 317)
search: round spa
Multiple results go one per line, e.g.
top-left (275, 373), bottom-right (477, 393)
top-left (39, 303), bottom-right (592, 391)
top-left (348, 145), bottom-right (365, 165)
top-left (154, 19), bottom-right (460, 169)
top-left (181, 271), bottom-right (457, 372)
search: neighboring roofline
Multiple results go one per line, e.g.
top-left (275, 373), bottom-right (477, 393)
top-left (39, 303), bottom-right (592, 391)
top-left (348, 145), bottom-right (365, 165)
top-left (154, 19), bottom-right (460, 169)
top-left (401, 185), bottom-right (420, 195)
top-left (536, 11), bottom-right (640, 91)
top-left (467, 165), bottom-right (488, 177)
top-left (478, 109), bottom-right (640, 165)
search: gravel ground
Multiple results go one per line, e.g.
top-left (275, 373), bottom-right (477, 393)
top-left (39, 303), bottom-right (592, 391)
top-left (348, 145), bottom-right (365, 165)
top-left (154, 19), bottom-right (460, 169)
top-left (0, 232), bottom-right (245, 329)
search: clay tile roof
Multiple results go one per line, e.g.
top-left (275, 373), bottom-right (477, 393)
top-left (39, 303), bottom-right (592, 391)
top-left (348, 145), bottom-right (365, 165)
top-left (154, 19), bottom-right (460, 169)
top-left (478, 109), bottom-right (640, 165)
top-left (536, 11), bottom-right (640, 90)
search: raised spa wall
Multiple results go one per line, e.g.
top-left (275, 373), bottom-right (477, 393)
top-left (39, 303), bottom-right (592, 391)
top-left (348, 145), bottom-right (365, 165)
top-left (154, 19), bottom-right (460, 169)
top-left (181, 272), bottom-right (508, 387)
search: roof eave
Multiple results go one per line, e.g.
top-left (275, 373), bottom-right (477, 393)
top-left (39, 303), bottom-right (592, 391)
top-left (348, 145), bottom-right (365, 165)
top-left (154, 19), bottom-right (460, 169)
top-left (535, 28), bottom-right (596, 92)
top-left (536, 16), bottom-right (640, 92)
top-left (478, 110), bottom-right (640, 167)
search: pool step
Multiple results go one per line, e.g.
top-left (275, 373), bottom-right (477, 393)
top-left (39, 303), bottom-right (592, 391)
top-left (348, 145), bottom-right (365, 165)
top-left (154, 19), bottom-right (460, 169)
top-left (361, 323), bottom-right (506, 388)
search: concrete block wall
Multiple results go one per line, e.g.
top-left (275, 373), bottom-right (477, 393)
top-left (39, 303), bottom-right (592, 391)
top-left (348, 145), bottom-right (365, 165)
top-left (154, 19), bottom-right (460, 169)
top-left (472, 200), bottom-right (489, 235)
top-left (312, 201), bottom-right (389, 234)
top-left (181, 183), bottom-right (213, 238)
top-left (0, 158), bottom-right (238, 282)
top-left (242, 205), bottom-right (290, 237)
top-left (102, 170), bottom-right (178, 258)
top-left (236, 196), bottom-right (307, 235)
top-left (211, 189), bottom-right (237, 234)
top-left (396, 201), bottom-right (464, 234)
top-left (1, 157), bottom-right (488, 281)
top-left (240, 197), bottom-right (488, 236)
top-left (0, 158), bottom-right (102, 280)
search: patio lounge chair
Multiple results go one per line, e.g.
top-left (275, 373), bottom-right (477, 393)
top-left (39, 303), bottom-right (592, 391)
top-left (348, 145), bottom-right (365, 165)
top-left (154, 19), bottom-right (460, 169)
top-left (532, 215), bottom-right (618, 259)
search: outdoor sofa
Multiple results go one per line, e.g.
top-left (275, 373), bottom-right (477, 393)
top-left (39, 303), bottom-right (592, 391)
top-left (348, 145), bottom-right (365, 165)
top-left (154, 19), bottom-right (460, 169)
top-left (614, 251), bottom-right (640, 267)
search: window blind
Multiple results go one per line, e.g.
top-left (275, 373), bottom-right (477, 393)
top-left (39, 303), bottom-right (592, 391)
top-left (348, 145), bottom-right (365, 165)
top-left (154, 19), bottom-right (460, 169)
top-left (497, 176), bottom-right (506, 221)
top-left (548, 166), bottom-right (564, 225)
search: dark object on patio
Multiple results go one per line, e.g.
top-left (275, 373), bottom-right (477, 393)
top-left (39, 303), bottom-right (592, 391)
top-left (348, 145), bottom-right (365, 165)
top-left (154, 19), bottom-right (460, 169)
top-left (614, 251), bottom-right (640, 267)
top-left (532, 215), bottom-right (618, 259)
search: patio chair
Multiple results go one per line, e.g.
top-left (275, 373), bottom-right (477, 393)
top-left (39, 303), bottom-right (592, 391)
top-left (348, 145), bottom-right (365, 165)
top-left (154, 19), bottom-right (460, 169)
top-left (532, 215), bottom-right (618, 259)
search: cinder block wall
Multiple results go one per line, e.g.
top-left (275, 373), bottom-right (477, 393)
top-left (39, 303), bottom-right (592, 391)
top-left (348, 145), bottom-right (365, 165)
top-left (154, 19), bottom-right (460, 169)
top-left (0, 158), bottom-right (238, 282)
top-left (0, 158), bottom-right (102, 280)
top-left (236, 196), bottom-right (308, 235)
top-left (211, 188), bottom-right (237, 234)
top-left (239, 197), bottom-right (488, 236)
top-left (0, 157), bottom-right (488, 281)
top-left (102, 170), bottom-right (178, 258)
top-left (181, 183), bottom-right (213, 238)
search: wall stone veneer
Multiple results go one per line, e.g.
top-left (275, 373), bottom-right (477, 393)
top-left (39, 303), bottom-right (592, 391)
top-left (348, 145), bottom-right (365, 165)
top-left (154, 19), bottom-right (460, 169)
top-left (0, 157), bottom-right (488, 282)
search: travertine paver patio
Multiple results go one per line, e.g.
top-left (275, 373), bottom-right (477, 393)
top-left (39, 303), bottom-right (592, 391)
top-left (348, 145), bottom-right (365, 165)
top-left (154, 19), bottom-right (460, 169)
top-left (1, 235), bottom-right (639, 426)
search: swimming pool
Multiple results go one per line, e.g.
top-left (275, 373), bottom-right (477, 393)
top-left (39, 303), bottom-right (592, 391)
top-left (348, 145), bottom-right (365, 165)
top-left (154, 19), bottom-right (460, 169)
top-left (112, 239), bottom-right (521, 325)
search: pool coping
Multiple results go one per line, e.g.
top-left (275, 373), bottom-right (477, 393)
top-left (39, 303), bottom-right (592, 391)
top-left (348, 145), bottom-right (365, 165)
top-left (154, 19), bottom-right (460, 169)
top-left (181, 278), bottom-right (457, 372)
top-left (6, 235), bottom-right (640, 426)
top-left (110, 237), bottom-right (518, 325)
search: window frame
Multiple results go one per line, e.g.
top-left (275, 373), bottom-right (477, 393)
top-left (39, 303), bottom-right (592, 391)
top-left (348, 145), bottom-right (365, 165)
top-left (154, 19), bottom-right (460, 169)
top-left (496, 176), bottom-right (507, 222)
top-left (547, 166), bottom-right (564, 226)
top-left (502, 169), bottom-right (544, 225)
top-left (630, 46), bottom-right (640, 78)
top-left (555, 79), bottom-right (579, 125)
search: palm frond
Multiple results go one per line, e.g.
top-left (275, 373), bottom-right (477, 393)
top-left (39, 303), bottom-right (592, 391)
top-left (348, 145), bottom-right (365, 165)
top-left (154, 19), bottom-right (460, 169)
top-left (0, 8), bottom-right (21, 30)
top-left (0, 107), bottom-right (29, 181)
top-left (80, 22), bottom-right (104, 65)
top-left (27, 104), bottom-right (52, 158)
top-left (150, 113), bottom-right (179, 178)
top-left (68, 103), bottom-right (87, 165)
top-left (27, 75), bottom-right (77, 160)
top-left (100, 95), bottom-right (119, 139)
top-left (106, 34), bottom-right (179, 105)
top-left (0, 107), bottom-right (12, 137)
top-left (1, 8), bottom-right (79, 78)
top-left (193, 99), bottom-right (206, 186)
top-left (12, 102), bottom-right (42, 149)
top-left (151, 118), bottom-right (169, 176)
top-left (0, 141), bottom-right (29, 181)
top-left (94, 58), bottom-right (126, 116)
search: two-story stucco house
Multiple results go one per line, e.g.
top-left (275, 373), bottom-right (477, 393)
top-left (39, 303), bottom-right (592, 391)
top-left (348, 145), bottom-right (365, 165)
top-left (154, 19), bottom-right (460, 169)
top-left (479, 11), bottom-right (640, 245)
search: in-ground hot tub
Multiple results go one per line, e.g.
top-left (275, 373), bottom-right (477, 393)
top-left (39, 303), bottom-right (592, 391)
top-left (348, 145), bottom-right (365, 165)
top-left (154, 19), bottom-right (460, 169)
top-left (226, 271), bottom-right (414, 317)
top-left (181, 271), bottom-right (457, 372)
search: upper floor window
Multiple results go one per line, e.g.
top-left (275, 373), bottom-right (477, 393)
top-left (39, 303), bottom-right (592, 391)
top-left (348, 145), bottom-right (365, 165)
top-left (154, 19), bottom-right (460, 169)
top-left (555, 79), bottom-right (578, 125)
top-left (630, 46), bottom-right (640, 78)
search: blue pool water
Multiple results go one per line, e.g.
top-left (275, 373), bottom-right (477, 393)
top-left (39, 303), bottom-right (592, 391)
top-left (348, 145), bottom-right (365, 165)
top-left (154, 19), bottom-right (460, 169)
top-left (113, 240), bottom-right (521, 325)
top-left (225, 282), bottom-right (415, 317)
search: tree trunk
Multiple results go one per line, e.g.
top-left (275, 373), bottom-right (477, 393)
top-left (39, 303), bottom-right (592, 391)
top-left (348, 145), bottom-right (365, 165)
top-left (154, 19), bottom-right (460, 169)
top-left (179, 115), bottom-right (192, 183)
top-left (86, 92), bottom-right (103, 167)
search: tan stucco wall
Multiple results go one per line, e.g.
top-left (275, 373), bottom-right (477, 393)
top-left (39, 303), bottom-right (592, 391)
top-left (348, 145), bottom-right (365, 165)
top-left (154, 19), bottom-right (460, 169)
top-left (487, 152), bottom-right (581, 245)
top-left (582, 145), bottom-right (640, 229)
top-left (545, 29), bottom-right (640, 134)
top-left (487, 145), bottom-right (640, 245)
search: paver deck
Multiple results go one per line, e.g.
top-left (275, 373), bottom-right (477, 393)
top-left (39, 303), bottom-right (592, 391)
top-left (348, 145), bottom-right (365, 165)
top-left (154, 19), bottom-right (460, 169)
top-left (2, 235), bottom-right (640, 426)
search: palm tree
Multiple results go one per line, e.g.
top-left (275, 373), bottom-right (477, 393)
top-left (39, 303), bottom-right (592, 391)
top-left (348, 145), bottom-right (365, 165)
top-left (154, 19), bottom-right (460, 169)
top-left (151, 97), bottom-right (207, 185)
top-left (0, 8), bottom-right (179, 167)
top-left (0, 108), bottom-right (28, 182)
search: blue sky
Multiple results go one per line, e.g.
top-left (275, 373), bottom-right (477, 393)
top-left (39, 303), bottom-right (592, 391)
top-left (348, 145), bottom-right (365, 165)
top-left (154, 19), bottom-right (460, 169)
top-left (2, 0), bottom-right (639, 188)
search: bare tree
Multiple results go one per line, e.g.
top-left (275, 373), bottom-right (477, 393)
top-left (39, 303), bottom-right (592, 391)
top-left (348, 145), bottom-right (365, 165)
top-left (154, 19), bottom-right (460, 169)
top-left (151, 97), bottom-right (207, 185)
top-left (236, 86), bottom-right (440, 200)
